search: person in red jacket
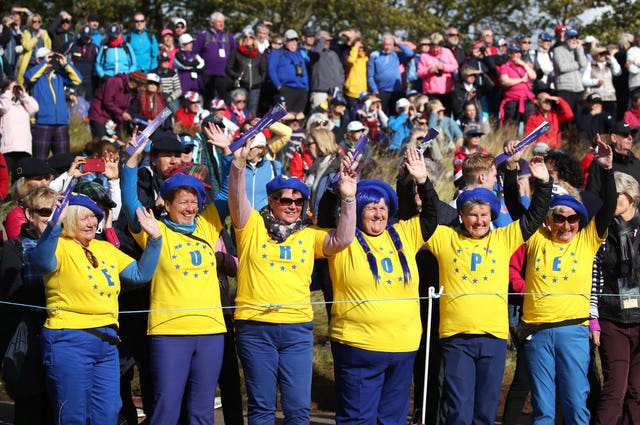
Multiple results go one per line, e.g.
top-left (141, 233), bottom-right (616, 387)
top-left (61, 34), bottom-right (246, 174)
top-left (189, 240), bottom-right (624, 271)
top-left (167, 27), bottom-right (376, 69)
top-left (524, 90), bottom-right (574, 150)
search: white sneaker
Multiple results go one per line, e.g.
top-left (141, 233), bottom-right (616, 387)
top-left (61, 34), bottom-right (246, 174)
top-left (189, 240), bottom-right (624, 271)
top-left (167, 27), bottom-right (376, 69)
top-left (214, 397), bottom-right (222, 409)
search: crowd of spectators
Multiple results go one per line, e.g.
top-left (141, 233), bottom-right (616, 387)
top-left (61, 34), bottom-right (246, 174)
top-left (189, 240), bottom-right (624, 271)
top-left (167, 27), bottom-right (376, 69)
top-left (0, 6), bottom-right (640, 425)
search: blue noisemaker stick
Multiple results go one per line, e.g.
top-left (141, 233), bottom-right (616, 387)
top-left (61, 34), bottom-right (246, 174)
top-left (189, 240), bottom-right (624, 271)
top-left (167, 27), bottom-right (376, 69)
top-left (50, 176), bottom-right (77, 224)
top-left (416, 127), bottom-right (441, 155)
top-left (329, 133), bottom-right (369, 186)
top-left (494, 120), bottom-right (552, 165)
top-left (125, 94), bottom-right (183, 157)
top-left (228, 103), bottom-right (288, 152)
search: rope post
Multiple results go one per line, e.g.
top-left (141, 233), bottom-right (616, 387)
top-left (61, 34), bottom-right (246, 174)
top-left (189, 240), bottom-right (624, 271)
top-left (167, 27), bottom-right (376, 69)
top-left (420, 285), bottom-right (443, 425)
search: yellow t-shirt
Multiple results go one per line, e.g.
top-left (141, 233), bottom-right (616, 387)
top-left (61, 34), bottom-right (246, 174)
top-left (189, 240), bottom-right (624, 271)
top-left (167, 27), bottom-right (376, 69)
top-left (329, 216), bottom-right (424, 352)
top-left (426, 222), bottom-right (524, 340)
top-left (234, 210), bottom-right (329, 323)
top-left (133, 204), bottom-right (226, 335)
top-left (45, 237), bottom-right (134, 329)
top-left (523, 220), bottom-right (604, 324)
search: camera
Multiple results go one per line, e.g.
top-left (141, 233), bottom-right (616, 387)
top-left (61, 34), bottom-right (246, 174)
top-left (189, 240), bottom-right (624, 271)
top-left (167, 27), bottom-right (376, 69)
top-left (50, 53), bottom-right (61, 65)
top-left (337, 34), bottom-right (349, 46)
top-left (12, 85), bottom-right (23, 99)
top-left (295, 63), bottom-right (304, 77)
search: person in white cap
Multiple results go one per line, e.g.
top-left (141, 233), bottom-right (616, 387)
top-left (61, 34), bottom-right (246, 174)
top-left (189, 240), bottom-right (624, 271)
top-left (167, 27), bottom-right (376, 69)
top-left (388, 97), bottom-right (414, 150)
top-left (174, 33), bottom-right (205, 94)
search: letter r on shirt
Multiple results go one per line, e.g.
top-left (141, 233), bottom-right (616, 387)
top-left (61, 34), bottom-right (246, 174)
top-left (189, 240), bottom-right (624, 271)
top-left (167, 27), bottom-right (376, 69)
top-left (280, 246), bottom-right (292, 260)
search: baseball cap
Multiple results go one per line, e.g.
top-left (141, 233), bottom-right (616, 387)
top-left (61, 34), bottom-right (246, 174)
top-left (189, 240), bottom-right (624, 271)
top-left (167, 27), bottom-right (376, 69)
top-left (184, 91), bottom-right (201, 103)
top-left (539, 32), bottom-right (553, 42)
top-left (302, 27), bottom-right (316, 37)
top-left (174, 18), bottom-right (186, 27)
top-left (242, 26), bottom-right (255, 38)
top-left (161, 28), bottom-right (174, 36)
top-left (346, 121), bottom-right (367, 132)
top-left (158, 51), bottom-right (170, 62)
top-left (565, 28), bottom-right (579, 38)
top-left (330, 95), bottom-right (348, 106)
top-left (395, 98), bottom-right (411, 109)
top-left (465, 127), bottom-right (484, 137)
top-left (210, 98), bottom-right (227, 110)
top-left (88, 14), bottom-right (100, 22)
top-left (80, 25), bottom-right (92, 38)
top-left (610, 122), bottom-right (638, 136)
top-left (147, 73), bottom-right (161, 84)
top-left (36, 47), bottom-right (51, 59)
top-left (507, 44), bottom-right (522, 53)
top-left (586, 92), bottom-right (603, 103)
top-left (250, 132), bottom-right (267, 149)
top-left (554, 24), bottom-right (567, 34)
top-left (107, 23), bottom-right (121, 38)
top-left (179, 34), bottom-right (194, 45)
top-left (283, 29), bottom-right (299, 41)
top-left (532, 142), bottom-right (550, 156)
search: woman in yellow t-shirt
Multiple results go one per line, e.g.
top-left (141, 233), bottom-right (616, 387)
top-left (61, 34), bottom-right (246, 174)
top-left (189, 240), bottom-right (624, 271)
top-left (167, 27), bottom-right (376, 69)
top-left (123, 134), bottom-right (227, 425)
top-left (224, 126), bottom-right (357, 425)
top-left (328, 147), bottom-right (439, 424)
top-left (30, 193), bottom-right (162, 425)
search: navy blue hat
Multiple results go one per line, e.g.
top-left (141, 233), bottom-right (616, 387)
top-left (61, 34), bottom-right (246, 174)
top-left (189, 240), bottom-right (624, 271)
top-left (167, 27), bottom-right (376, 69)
top-left (507, 44), bottom-right (522, 53)
top-left (80, 25), bottom-right (91, 38)
top-left (515, 34), bottom-right (529, 42)
top-left (465, 127), bottom-right (485, 137)
top-left (150, 131), bottom-right (188, 153)
top-left (330, 95), bottom-right (348, 106)
top-left (456, 188), bottom-right (501, 220)
top-left (15, 157), bottom-right (54, 178)
top-left (68, 193), bottom-right (105, 222)
top-left (180, 134), bottom-right (195, 148)
top-left (406, 89), bottom-right (420, 97)
top-left (107, 23), bottom-right (121, 38)
top-left (356, 180), bottom-right (398, 228)
top-left (160, 173), bottom-right (207, 207)
top-left (565, 28), bottom-right (579, 38)
top-left (549, 194), bottom-right (589, 228)
top-left (266, 175), bottom-right (310, 199)
top-left (539, 32), bottom-right (553, 42)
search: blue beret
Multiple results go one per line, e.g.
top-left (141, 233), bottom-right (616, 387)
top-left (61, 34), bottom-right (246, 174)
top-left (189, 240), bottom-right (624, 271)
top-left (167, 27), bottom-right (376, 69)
top-left (68, 193), bottom-right (105, 222)
top-left (266, 175), bottom-right (310, 199)
top-left (356, 180), bottom-right (398, 228)
top-left (550, 194), bottom-right (589, 228)
top-left (456, 188), bottom-right (501, 220)
top-left (160, 173), bottom-right (207, 207)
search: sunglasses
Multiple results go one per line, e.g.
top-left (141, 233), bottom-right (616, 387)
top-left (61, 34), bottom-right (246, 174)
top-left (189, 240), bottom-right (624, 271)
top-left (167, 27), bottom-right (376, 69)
top-left (175, 23), bottom-right (185, 28)
top-left (416, 136), bottom-right (425, 142)
top-left (62, 19), bottom-right (71, 24)
top-left (32, 207), bottom-right (53, 217)
top-left (447, 33), bottom-right (459, 37)
top-left (312, 120), bottom-right (329, 127)
top-left (32, 20), bottom-right (41, 23)
top-left (235, 99), bottom-right (246, 103)
top-left (83, 247), bottom-right (99, 268)
top-left (135, 19), bottom-right (146, 23)
top-left (552, 213), bottom-right (580, 224)
top-left (278, 197), bottom-right (305, 207)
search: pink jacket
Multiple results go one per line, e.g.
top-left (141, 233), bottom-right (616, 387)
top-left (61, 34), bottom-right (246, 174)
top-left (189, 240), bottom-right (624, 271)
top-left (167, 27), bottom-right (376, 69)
top-left (624, 107), bottom-right (640, 129)
top-left (0, 90), bottom-right (39, 155)
top-left (417, 47), bottom-right (459, 95)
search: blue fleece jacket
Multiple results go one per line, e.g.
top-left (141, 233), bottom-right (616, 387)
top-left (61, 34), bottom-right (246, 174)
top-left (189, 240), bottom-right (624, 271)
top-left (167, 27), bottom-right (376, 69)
top-left (367, 43), bottom-right (414, 93)
top-left (268, 48), bottom-right (309, 90)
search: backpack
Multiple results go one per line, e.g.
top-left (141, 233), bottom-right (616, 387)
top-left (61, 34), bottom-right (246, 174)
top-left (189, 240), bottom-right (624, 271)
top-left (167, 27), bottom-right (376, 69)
top-left (98, 42), bottom-right (134, 67)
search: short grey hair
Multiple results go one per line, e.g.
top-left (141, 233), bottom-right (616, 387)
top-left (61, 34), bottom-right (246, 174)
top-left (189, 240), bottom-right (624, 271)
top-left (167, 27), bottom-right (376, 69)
top-left (619, 33), bottom-right (633, 49)
top-left (210, 12), bottom-right (224, 22)
top-left (230, 87), bottom-right (247, 101)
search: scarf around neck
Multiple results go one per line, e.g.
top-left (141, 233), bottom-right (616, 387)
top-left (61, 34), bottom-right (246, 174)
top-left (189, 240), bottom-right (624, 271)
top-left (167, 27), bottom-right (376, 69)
top-left (259, 204), bottom-right (309, 243)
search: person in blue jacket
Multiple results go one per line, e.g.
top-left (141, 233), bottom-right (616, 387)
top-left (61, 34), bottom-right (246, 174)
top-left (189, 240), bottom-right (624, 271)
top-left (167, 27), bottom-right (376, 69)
top-left (24, 47), bottom-right (82, 160)
top-left (126, 12), bottom-right (159, 72)
top-left (96, 24), bottom-right (137, 79)
top-left (268, 29), bottom-right (309, 114)
top-left (367, 33), bottom-right (414, 115)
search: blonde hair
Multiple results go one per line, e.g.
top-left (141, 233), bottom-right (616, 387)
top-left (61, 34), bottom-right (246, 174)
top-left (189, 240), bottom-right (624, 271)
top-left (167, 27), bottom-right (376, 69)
top-left (308, 128), bottom-right (339, 156)
top-left (615, 171), bottom-right (640, 206)
top-left (61, 205), bottom-right (97, 239)
top-left (26, 14), bottom-right (42, 28)
top-left (22, 186), bottom-right (57, 211)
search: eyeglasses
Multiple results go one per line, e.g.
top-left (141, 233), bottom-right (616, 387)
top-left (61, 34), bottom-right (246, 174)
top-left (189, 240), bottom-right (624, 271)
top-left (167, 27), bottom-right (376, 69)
top-left (271, 41), bottom-right (283, 46)
top-left (32, 207), bottom-right (53, 217)
top-left (552, 213), bottom-right (580, 224)
top-left (312, 120), bottom-right (329, 127)
top-left (83, 247), bottom-right (99, 268)
top-left (520, 40), bottom-right (531, 44)
top-left (420, 43), bottom-right (431, 46)
top-left (278, 197), bottom-right (305, 207)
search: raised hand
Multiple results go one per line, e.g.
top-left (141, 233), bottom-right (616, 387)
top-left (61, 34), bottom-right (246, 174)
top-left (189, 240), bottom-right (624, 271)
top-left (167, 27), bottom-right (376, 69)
top-left (530, 155), bottom-right (550, 183)
top-left (136, 207), bottom-right (161, 240)
top-left (338, 152), bottom-right (358, 200)
top-left (203, 122), bottom-right (231, 154)
top-left (125, 127), bottom-right (149, 167)
top-left (404, 147), bottom-right (428, 184)
top-left (592, 134), bottom-right (613, 170)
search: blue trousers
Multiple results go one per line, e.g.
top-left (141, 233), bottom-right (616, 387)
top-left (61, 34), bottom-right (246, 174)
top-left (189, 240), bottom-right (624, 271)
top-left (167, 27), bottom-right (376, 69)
top-left (331, 341), bottom-right (416, 425)
top-left (440, 335), bottom-right (507, 425)
top-left (41, 327), bottom-right (121, 425)
top-left (523, 324), bottom-right (590, 425)
top-left (149, 334), bottom-right (224, 425)
top-left (236, 320), bottom-right (313, 425)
